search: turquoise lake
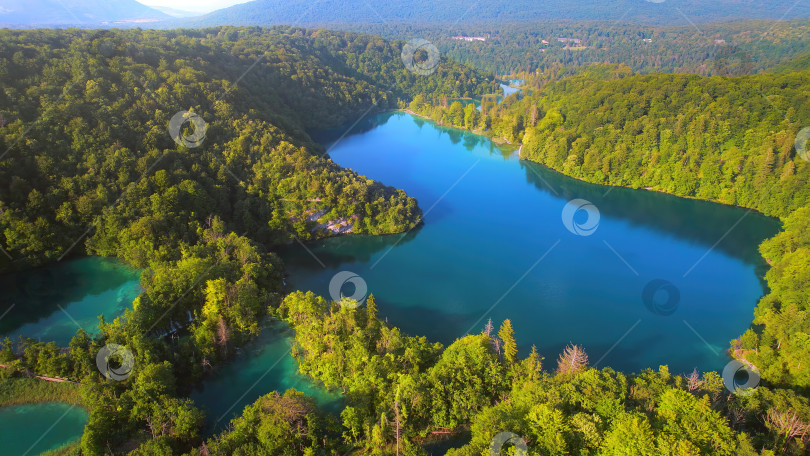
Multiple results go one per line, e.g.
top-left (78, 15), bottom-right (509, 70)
top-left (0, 402), bottom-right (88, 455)
top-left (190, 320), bottom-right (342, 432)
top-left (0, 257), bottom-right (141, 346)
top-left (279, 111), bottom-right (780, 375)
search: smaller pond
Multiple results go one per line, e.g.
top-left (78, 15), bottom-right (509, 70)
top-left (500, 82), bottom-right (520, 98)
top-left (190, 320), bottom-right (342, 434)
top-left (0, 257), bottom-right (142, 346)
top-left (0, 402), bottom-right (88, 455)
top-left (447, 82), bottom-right (521, 113)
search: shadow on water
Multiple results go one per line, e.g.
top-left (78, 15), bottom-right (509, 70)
top-left (0, 257), bottom-right (141, 344)
top-left (308, 110), bottom-right (399, 149)
top-left (190, 320), bottom-right (343, 435)
top-left (375, 300), bottom-right (474, 345)
top-left (521, 160), bottom-right (781, 268)
top-left (276, 225), bottom-right (423, 272)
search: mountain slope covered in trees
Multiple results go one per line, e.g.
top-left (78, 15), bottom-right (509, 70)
top-left (191, 0), bottom-right (810, 27)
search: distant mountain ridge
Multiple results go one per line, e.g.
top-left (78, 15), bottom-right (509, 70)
top-left (189, 0), bottom-right (810, 27)
top-left (0, 0), bottom-right (169, 26)
top-left (6, 0), bottom-right (810, 29)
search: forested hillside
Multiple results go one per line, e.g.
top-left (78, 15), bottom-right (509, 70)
top-left (0, 26), bottom-right (496, 455)
top-left (400, 20), bottom-right (810, 76)
top-left (0, 26), bottom-right (496, 269)
top-left (411, 65), bottom-right (810, 217)
top-left (191, 0), bottom-right (810, 28)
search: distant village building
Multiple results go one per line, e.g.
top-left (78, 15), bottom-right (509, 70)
top-left (451, 36), bottom-right (487, 42)
top-left (642, 38), bottom-right (653, 43)
top-left (714, 39), bottom-right (727, 45)
top-left (541, 39), bottom-right (549, 44)
top-left (557, 37), bottom-right (582, 45)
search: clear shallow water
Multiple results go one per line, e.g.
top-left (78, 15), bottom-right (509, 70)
top-left (0, 257), bottom-right (141, 346)
top-left (190, 321), bottom-right (342, 433)
top-left (283, 112), bottom-right (780, 375)
top-left (0, 402), bottom-right (88, 455)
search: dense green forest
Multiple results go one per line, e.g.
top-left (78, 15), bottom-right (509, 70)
top-left (346, 19), bottom-right (810, 76)
top-left (188, 0), bottom-right (810, 28)
top-left (0, 26), bottom-right (496, 455)
top-left (2, 24), bottom-right (810, 456)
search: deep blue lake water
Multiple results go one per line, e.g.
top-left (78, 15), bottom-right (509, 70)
top-left (279, 111), bottom-right (780, 375)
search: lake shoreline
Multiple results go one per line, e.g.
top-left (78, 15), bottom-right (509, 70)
top-left (396, 109), bottom-right (775, 220)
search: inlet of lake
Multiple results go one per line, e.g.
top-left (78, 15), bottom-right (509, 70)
top-left (2, 111), bottom-right (781, 434)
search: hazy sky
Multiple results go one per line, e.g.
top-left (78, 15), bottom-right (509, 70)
top-left (136, 0), bottom-right (252, 13)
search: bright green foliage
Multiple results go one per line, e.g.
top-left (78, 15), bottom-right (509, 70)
top-left (427, 334), bottom-right (502, 428)
top-left (498, 319), bottom-right (517, 365)
top-left (655, 389), bottom-right (736, 455)
top-left (202, 390), bottom-right (339, 455)
top-left (745, 207), bottom-right (810, 388)
top-left (598, 412), bottom-right (657, 456)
